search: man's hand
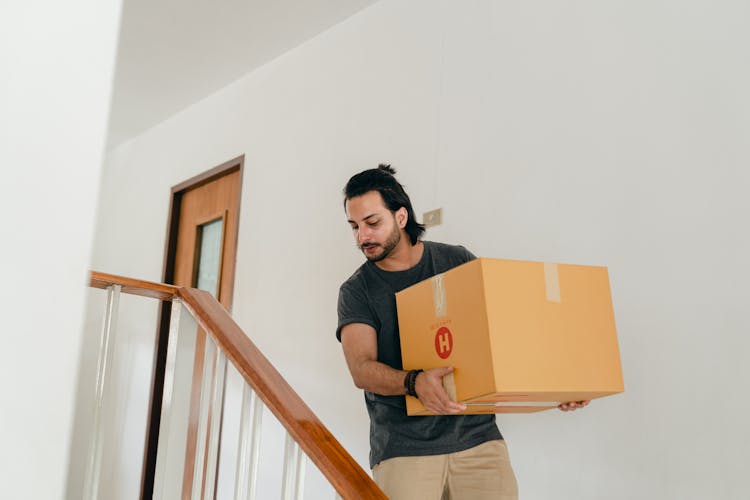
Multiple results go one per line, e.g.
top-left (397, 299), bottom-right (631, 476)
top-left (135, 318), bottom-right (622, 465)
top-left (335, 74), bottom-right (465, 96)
top-left (558, 400), bottom-right (590, 412)
top-left (414, 367), bottom-right (467, 414)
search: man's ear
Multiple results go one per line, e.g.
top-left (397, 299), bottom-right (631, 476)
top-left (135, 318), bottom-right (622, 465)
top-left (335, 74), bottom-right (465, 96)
top-left (396, 207), bottom-right (408, 228)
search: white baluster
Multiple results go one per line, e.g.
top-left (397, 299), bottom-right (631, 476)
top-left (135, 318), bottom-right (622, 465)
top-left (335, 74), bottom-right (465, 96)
top-left (203, 350), bottom-right (227, 500)
top-left (294, 442), bottom-right (306, 500)
top-left (153, 299), bottom-right (183, 500)
top-left (281, 434), bottom-right (296, 500)
top-left (83, 284), bottom-right (121, 500)
top-left (192, 337), bottom-right (217, 500)
top-left (282, 433), bottom-right (306, 500)
top-left (234, 386), bottom-right (263, 500)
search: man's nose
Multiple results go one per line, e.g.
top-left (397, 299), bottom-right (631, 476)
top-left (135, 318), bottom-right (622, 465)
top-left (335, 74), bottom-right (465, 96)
top-left (357, 226), bottom-right (371, 244)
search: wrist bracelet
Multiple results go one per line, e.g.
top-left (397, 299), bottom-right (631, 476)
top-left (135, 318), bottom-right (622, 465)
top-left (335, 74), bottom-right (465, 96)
top-left (403, 370), bottom-right (413, 395)
top-left (404, 369), bottom-right (424, 398)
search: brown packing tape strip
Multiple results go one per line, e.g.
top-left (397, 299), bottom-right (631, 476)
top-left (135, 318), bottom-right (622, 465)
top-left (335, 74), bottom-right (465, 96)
top-left (443, 372), bottom-right (457, 401)
top-left (544, 262), bottom-right (561, 303)
top-left (432, 273), bottom-right (448, 317)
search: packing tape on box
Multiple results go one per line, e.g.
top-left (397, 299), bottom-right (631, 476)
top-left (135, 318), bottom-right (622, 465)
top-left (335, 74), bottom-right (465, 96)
top-left (432, 273), bottom-right (448, 317)
top-left (443, 372), bottom-right (457, 401)
top-left (544, 262), bottom-right (561, 303)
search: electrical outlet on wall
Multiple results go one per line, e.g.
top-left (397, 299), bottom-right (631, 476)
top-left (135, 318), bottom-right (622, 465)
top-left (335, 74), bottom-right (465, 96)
top-left (423, 208), bottom-right (442, 228)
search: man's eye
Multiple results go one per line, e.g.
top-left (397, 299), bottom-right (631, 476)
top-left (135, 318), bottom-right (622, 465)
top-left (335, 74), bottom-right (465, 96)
top-left (368, 221), bottom-right (380, 227)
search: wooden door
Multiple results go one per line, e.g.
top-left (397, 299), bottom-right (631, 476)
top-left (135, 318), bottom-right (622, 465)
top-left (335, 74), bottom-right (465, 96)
top-left (142, 157), bottom-right (243, 500)
top-left (174, 167), bottom-right (241, 499)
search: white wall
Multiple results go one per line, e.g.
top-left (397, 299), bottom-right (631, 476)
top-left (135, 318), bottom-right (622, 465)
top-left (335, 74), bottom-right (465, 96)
top-left (85, 0), bottom-right (749, 498)
top-left (0, 1), bottom-right (122, 500)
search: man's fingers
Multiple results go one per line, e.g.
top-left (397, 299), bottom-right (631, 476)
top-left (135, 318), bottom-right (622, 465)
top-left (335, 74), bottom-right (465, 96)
top-left (440, 395), bottom-right (465, 413)
top-left (446, 401), bottom-right (467, 412)
top-left (558, 400), bottom-right (591, 412)
top-left (421, 389), bottom-right (465, 414)
top-left (426, 401), bottom-right (466, 415)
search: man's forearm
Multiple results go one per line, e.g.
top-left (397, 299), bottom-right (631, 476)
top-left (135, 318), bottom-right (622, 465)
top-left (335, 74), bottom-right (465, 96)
top-left (351, 359), bottom-right (407, 396)
top-left (353, 363), bottom-right (468, 414)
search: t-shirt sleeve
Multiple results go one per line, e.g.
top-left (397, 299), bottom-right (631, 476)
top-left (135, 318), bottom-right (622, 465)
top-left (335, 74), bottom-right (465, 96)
top-left (457, 245), bottom-right (477, 262)
top-left (336, 281), bottom-right (377, 342)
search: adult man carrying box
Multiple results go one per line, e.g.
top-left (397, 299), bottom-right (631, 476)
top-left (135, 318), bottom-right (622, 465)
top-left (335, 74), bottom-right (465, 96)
top-left (336, 165), bottom-right (587, 499)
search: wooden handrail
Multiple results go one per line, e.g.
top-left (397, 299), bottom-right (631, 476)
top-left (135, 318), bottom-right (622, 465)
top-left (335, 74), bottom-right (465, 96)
top-left (89, 271), bottom-right (386, 500)
top-left (90, 272), bottom-right (179, 301)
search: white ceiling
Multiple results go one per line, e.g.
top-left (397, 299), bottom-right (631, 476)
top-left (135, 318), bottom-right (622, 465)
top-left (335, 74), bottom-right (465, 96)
top-left (107, 0), bottom-right (379, 148)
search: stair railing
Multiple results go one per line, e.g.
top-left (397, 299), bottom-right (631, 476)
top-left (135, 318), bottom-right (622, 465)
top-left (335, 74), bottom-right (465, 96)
top-left (85, 271), bottom-right (385, 500)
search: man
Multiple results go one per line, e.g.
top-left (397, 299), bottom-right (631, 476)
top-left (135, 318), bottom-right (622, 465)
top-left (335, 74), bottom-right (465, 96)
top-left (336, 165), bottom-right (587, 499)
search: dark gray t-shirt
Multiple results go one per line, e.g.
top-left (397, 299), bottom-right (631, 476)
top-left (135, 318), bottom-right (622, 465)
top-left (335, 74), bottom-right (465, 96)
top-left (336, 241), bottom-right (502, 468)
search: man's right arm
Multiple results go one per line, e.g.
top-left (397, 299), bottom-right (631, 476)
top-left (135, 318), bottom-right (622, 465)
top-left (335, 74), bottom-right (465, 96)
top-left (340, 322), bottom-right (466, 413)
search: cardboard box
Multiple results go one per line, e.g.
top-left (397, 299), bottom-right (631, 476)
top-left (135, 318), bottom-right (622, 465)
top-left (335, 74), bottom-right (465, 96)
top-left (396, 258), bottom-right (624, 415)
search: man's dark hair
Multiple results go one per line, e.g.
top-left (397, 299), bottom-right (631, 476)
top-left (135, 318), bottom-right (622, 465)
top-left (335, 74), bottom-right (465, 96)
top-left (343, 164), bottom-right (426, 245)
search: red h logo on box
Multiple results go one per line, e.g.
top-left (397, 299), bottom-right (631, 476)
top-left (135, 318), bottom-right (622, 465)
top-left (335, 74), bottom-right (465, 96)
top-left (434, 326), bottom-right (453, 359)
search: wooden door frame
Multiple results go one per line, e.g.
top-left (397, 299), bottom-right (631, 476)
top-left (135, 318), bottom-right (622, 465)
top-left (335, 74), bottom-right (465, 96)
top-left (141, 155), bottom-right (244, 499)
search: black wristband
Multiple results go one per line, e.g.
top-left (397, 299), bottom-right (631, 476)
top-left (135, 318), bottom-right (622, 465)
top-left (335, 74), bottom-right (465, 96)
top-left (404, 369), bottom-right (423, 398)
top-left (403, 370), bottom-right (413, 395)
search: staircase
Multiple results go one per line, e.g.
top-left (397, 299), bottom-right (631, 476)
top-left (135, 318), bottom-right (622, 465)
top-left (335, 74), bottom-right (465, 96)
top-left (84, 272), bottom-right (385, 500)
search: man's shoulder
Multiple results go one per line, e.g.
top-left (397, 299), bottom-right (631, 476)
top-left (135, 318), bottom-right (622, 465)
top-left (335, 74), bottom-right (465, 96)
top-left (339, 262), bottom-right (371, 292)
top-left (424, 240), bottom-right (476, 262)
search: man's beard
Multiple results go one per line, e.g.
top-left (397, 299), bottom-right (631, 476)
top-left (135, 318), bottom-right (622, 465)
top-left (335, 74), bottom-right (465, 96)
top-left (360, 225), bottom-right (401, 262)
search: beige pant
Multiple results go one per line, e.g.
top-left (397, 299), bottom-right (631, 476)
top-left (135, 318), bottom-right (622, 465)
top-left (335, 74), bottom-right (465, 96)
top-left (372, 440), bottom-right (518, 500)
